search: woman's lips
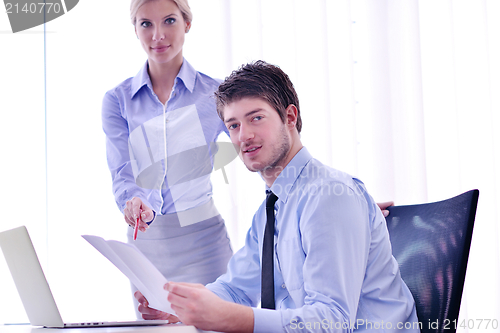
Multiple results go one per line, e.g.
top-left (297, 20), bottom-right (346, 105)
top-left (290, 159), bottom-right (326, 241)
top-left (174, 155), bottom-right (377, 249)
top-left (152, 45), bottom-right (169, 52)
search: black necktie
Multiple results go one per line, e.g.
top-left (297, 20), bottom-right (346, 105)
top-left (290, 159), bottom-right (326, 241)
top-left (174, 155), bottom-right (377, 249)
top-left (262, 190), bottom-right (278, 309)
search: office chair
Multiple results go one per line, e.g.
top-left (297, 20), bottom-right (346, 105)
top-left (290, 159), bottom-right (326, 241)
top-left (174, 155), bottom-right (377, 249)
top-left (386, 189), bottom-right (479, 333)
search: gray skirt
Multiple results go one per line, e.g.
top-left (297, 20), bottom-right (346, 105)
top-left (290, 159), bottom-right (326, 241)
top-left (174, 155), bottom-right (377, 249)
top-left (126, 207), bottom-right (233, 316)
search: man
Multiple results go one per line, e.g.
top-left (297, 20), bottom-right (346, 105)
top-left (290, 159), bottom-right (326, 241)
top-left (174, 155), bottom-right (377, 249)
top-left (136, 61), bottom-right (420, 332)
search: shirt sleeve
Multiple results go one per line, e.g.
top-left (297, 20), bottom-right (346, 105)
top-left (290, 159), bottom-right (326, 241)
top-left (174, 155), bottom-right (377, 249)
top-left (101, 90), bottom-right (153, 213)
top-left (206, 212), bottom-right (262, 307)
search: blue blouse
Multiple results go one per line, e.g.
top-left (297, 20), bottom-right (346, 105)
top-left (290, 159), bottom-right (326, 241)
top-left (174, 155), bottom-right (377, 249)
top-left (102, 59), bottom-right (227, 218)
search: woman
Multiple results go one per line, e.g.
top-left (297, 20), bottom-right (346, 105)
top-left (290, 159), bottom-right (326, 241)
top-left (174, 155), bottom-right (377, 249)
top-left (101, 0), bottom-right (233, 315)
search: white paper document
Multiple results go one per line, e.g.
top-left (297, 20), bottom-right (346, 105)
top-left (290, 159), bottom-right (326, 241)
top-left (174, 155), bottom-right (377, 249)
top-left (82, 235), bottom-right (173, 314)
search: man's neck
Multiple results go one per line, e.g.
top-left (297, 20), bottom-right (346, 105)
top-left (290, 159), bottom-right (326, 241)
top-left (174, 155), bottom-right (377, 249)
top-left (261, 134), bottom-right (303, 188)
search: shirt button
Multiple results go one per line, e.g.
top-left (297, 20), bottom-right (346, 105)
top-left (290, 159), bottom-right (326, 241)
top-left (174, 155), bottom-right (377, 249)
top-left (281, 283), bottom-right (286, 289)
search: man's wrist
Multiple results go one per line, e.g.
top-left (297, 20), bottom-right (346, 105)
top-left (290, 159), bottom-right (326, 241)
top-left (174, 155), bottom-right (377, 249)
top-left (218, 302), bottom-right (254, 333)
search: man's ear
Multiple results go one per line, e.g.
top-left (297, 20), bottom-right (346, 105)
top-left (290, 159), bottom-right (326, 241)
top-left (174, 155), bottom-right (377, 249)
top-left (285, 104), bottom-right (298, 129)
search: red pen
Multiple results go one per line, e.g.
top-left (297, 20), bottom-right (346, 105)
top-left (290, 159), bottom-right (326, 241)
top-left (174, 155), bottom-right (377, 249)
top-left (133, 217), bottom-right (139, 241)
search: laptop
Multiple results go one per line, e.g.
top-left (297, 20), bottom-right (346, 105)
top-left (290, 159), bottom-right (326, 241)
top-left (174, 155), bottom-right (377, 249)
top-left (0, 226), bottom-right (169, 328)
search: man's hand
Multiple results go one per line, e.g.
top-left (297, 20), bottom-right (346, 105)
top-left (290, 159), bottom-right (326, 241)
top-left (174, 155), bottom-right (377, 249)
top-left (377, 201), bottom-right (394, 218)
top-left (166, 282), bottom-right (254, 333)
top-left (124, 197), bottom-right (154, 232)
top-left (134, 291), bottom-right (179, 322)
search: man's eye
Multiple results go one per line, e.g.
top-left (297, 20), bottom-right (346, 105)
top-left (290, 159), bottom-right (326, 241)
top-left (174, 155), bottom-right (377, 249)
top-left (165, 18), bottom-right (176, 24)
top-left (228, 124), bottom-right (239, 130)
top-left (253, 116), bottom-right (263, 121)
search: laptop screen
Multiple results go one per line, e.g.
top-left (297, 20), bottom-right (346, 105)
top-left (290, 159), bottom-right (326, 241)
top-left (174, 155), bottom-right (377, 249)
top-left (0, 226), bottom-right (65, 327)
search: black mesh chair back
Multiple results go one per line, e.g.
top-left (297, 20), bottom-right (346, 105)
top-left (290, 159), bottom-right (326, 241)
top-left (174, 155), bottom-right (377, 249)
top-left (386, 189), bottom-right (479, 333)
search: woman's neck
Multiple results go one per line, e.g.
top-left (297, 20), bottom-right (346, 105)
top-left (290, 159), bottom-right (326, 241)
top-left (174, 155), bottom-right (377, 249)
top-left (147, 54), bottom-right (183, 104)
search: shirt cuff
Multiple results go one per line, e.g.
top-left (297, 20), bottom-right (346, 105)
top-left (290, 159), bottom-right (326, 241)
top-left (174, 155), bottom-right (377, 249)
top-left (252, 308), bottom-right (283, 333)
top-left (146, 210), bottom-right (156, 225)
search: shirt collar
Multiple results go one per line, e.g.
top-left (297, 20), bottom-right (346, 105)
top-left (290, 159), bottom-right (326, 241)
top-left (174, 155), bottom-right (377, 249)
top-left (267, 147), bottom-right (312, 204)
top-left (130, 58), bottom-right (196, 99)
top-left (176, 58), bottom-right (196, 93)
top-left (130, 61), bottom-right (150, 98)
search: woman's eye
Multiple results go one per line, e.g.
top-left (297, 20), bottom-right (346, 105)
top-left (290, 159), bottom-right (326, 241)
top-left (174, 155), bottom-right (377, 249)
top-left (140, 21), bottom-right (151, 28)
top-left (165, 17), bottom-right (176, 24)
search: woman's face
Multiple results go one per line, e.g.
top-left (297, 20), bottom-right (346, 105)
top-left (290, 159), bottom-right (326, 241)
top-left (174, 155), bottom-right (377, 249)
top-left (134, 0), bottom-right (190, 66)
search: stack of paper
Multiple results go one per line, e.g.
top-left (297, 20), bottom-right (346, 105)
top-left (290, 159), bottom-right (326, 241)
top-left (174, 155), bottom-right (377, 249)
top-left (82, 235), bottom-right (173, 314)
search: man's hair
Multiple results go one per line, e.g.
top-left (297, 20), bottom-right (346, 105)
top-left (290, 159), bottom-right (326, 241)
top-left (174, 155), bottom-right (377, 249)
top-left (130, 0), bottom-right (193, 25)
top-left (214, 60), bottom-right (302, 133)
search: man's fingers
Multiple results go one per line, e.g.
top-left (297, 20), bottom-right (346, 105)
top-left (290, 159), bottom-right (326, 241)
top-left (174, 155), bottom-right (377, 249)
top-left (166, 282), bottom-right (207, 312)
top-left (138, 302), bottom-right (171, 320)
top-left (166, 281), bottom-right (204, 292)
top-left (167, 314), bottom-right (180, 323)
top-left (135, 292), bottom-right (172, 320)
top-left (376, 201), bottom-right (394, 218)
top-left (142, 312), bottom-right (178, 322)
top-left (376, 201), bottom-right (394, 211)
top-left (171, 282), bottom-right (204, 288)
top-left (167, 289), bottom-right (189, 310)
top-left (138, 304), bottom-right (163, 316)
top-left (165, 282), bottom-right (193, 310)
top-left (166, 282), bottom-right (189, 297)
top-left (134, 291), bottom-right (148, 306)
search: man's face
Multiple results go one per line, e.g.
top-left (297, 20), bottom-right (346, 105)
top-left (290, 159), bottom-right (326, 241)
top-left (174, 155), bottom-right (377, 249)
top-left (223, 97), bottom-right (291, 175)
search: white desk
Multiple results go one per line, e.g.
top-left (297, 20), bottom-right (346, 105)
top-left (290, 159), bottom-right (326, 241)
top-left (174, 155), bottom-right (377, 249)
top-left (0, 325), bottom-right (217, 333)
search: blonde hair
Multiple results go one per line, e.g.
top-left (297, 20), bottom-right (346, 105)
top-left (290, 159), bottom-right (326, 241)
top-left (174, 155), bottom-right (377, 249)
top-left (130, 0), bottom-right (192, 25)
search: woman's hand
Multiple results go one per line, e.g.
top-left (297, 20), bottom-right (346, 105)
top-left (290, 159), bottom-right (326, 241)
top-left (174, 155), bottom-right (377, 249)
top-left (124, 197), bottom-right (154, 232)
top-left (134, 291), bottom-right (180, 322)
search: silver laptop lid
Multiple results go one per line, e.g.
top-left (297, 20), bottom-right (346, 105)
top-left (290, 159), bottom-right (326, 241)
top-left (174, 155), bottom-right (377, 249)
top-left (0, 226), bottom-right (64, 328)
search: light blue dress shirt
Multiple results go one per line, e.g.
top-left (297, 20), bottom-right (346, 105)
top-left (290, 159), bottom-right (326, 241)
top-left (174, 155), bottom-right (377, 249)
top-left (102, 59), bottom-right (228, 217)
top-left (207, 147), bottom-right (420, 332)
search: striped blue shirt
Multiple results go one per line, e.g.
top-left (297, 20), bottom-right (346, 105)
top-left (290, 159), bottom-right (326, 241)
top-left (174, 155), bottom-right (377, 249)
top-left (102, 59), bottom-right (227, 216)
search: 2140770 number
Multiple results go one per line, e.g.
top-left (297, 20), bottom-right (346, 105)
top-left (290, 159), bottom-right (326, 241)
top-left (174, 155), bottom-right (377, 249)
top-left (442, 319), bottom-right (499, 330)
top-left (5, 2), bottom-right (62, 14)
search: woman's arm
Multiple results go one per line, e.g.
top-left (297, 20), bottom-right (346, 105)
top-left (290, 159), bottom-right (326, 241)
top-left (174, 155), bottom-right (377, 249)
top-left (102, 90), bottom-right (155, 227)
